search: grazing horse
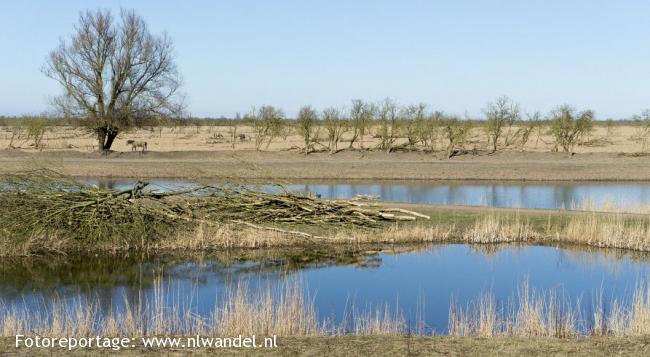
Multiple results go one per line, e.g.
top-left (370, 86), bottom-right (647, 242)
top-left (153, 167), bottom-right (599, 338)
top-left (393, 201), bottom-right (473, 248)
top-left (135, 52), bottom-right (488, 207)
top-left (237, 133), bottom-right (247, 142)
top-left (126, 140), bottom-right (148, 152)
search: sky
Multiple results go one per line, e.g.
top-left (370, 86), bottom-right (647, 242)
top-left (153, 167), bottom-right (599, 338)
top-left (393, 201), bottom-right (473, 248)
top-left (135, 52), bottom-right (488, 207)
top-left (0, 0), bottom-right (648, 118)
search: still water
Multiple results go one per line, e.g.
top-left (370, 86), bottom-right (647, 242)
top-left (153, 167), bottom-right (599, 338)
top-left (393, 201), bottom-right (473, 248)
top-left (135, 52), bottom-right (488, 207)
top-left (3, 244), bottom-right (649, 333)
top-left (85, 178), bottom-right (650, 210)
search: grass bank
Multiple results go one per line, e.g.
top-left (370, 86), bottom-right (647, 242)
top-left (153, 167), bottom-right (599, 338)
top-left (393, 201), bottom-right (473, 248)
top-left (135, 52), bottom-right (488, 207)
top-left (5, 197), bottom-right (650, 256)
top-left (4, 170), bottom-right (650, 256)
top-left (2, 335), bottom-right (650, 356)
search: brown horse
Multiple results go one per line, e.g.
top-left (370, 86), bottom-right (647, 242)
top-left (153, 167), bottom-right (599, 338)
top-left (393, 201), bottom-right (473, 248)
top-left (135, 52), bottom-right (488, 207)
top-left (126, 140), bottom-right (148, 152)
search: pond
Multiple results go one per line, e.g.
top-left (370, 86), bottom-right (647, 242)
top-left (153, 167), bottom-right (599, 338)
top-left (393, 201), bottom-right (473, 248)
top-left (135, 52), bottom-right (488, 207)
top-left (3, 244), bottom-right (649, 334)
top-left (84, 178), bottom-right (650, 211)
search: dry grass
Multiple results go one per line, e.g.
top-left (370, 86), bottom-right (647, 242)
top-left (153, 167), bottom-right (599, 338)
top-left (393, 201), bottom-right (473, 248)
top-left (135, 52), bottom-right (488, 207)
top-left (461, 214), bottom-right (538, 243)
top-left (1, 124), bottom-right (647, 154)
top-left (339, 305), bottom-right (408, 336)
top-left (442, 212), bottom-right (650, 254)
top-left (4, 336), bottom-right (650, 356)
top-left (0, 278), bottom-right (319, 337)
top-left (0, 278), bottom-right (405, 338)
top-left (4, 277), bottom-right (650, 340)
top-left (7, 205), bottom-right (650, 256)
top-left (575, 198), bottom-right (650, 214)
top-left (597, 283), bottom-right (650, 337)
top-left (449, 281), bottom-right (650, 338)
top-left (102, 222), bottom-right (452, 252)
top-left (563, 214), bottom-right (650, 251)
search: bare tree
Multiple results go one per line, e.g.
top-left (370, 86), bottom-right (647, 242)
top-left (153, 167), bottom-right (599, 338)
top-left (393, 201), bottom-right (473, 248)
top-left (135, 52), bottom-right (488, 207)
top-left (402, 103), bottom-right (427, 150)
top-left (442, 116), bottom-right (472, 159)
top-left (348, 99), bottom-right (375, 149)
top-left (518, 112), bottom-right (541, 152)
top-left (25, 117), bottom-right (48, 150)
top-left (296, 105), bottom-right (318, 154)
top-left (420, 111), bottom-right (444, 151)
top-left (376, 98), bottom-right (400, 153)
top-left (6, 124), bottom-right (23, 149)
top-left (43, 9), bottom-right (184, 151)
top-left (549, 105), bottom-right (594, 155)
top-left (483, 96), bottom-right (520, 153)
top-left (229, 113), bottom-right (241, 150)
top-left (631, 110), bottom-right (650, 153)
top-left (323, 107), bottom-right (347, 154)
top-left (250, 105), bottom-right (285, 150)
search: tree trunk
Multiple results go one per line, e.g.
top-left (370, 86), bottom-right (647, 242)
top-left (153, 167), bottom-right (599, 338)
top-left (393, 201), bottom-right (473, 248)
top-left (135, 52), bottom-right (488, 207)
top-left (447, 144), bottom-right (454, 159)
top-left (348, 130), bottom-right (358, 149)
top-left (97, 127), bottom-right (118, 151)
top-left (330, 139), bottom-right (338, 154)
top-left (97, 129), bottom-right (107, 151)
top-left (104, 129), bottom-right (118, 151)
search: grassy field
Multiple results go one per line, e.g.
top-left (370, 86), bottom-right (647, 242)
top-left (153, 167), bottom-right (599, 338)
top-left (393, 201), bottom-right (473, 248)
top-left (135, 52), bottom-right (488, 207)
top-left (1, 124), bottom-right (650, 181)
top-left (1, 123), bottom-right (646, 154)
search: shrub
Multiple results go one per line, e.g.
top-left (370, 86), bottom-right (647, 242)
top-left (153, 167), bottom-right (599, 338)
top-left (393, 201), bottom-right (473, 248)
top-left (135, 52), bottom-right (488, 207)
top-left (549, 105), bottom-right (594, 154)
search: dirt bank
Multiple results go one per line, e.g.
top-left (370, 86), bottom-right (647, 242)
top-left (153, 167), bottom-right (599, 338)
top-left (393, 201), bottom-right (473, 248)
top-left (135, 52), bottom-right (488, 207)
top-left (1, 149), bottom-right (650, 181)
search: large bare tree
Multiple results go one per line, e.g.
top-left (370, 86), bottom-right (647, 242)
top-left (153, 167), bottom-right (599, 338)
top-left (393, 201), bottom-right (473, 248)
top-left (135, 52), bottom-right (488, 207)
top-left (43, 9), bottom-right (184, 151)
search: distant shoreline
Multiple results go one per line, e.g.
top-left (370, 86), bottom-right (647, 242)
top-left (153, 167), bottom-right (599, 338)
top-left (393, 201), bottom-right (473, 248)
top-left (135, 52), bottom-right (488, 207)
top-left (1, 149), bottom-right (650, 181)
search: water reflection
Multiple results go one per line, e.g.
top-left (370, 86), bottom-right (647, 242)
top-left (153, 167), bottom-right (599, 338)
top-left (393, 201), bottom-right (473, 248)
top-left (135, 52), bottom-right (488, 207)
top-left (0, 246), bottom-right (396, 299)
top-left (80, 178), bottom-right (650, 210)
top-left (2, 244), bottom-right (650, 333)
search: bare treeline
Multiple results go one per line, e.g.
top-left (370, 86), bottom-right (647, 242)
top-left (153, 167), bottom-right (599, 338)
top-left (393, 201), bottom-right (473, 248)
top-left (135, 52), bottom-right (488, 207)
top-left (7, 99), bottom-right (650, 156)
top-left (235, 97), bottom-right (603, 158)
top-left (239, 100), bottom-right (479, 157)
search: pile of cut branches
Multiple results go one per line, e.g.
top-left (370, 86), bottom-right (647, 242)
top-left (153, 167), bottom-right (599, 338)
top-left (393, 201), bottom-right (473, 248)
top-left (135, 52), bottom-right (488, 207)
top-left (0, 169), bottom-right (429, 242)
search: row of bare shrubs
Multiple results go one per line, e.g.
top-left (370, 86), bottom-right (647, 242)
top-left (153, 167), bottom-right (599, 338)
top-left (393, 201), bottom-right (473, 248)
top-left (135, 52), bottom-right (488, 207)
top-left (212, 96), bottom-right (650, 157)
top-left (245, 97), bottom-right (596, 158)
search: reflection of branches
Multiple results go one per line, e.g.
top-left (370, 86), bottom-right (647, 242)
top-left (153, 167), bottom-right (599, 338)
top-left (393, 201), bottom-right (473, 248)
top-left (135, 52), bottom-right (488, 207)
top-left (469, 243), bottom-right (512, 257)
top-left (2, 243), bottom-right (647, 308)
top-left (0, 245), bottom-right (433, 301)
top-left (556, 244), bottom-right (650, 276)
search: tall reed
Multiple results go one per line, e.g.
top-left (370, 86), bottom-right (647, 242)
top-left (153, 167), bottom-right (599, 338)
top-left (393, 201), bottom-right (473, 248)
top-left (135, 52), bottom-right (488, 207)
top-left (449, 281), bottom-right (650, 337)
top-left (4, 277), bottom-right (650, 338)
top-left (0, 278), bottom-right (407, 337)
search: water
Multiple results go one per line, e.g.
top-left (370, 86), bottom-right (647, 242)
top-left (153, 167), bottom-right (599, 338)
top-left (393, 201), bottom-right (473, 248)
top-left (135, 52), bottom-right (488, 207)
top-left (3, 244), bottom-right (649, 334)
top-left (84, 178), bottom-right (650, 210)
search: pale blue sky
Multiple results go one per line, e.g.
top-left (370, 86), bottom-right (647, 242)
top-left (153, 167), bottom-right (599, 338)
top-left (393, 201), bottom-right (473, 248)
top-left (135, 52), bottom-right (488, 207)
top-left (0, 0), bottom-right (648, 118)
